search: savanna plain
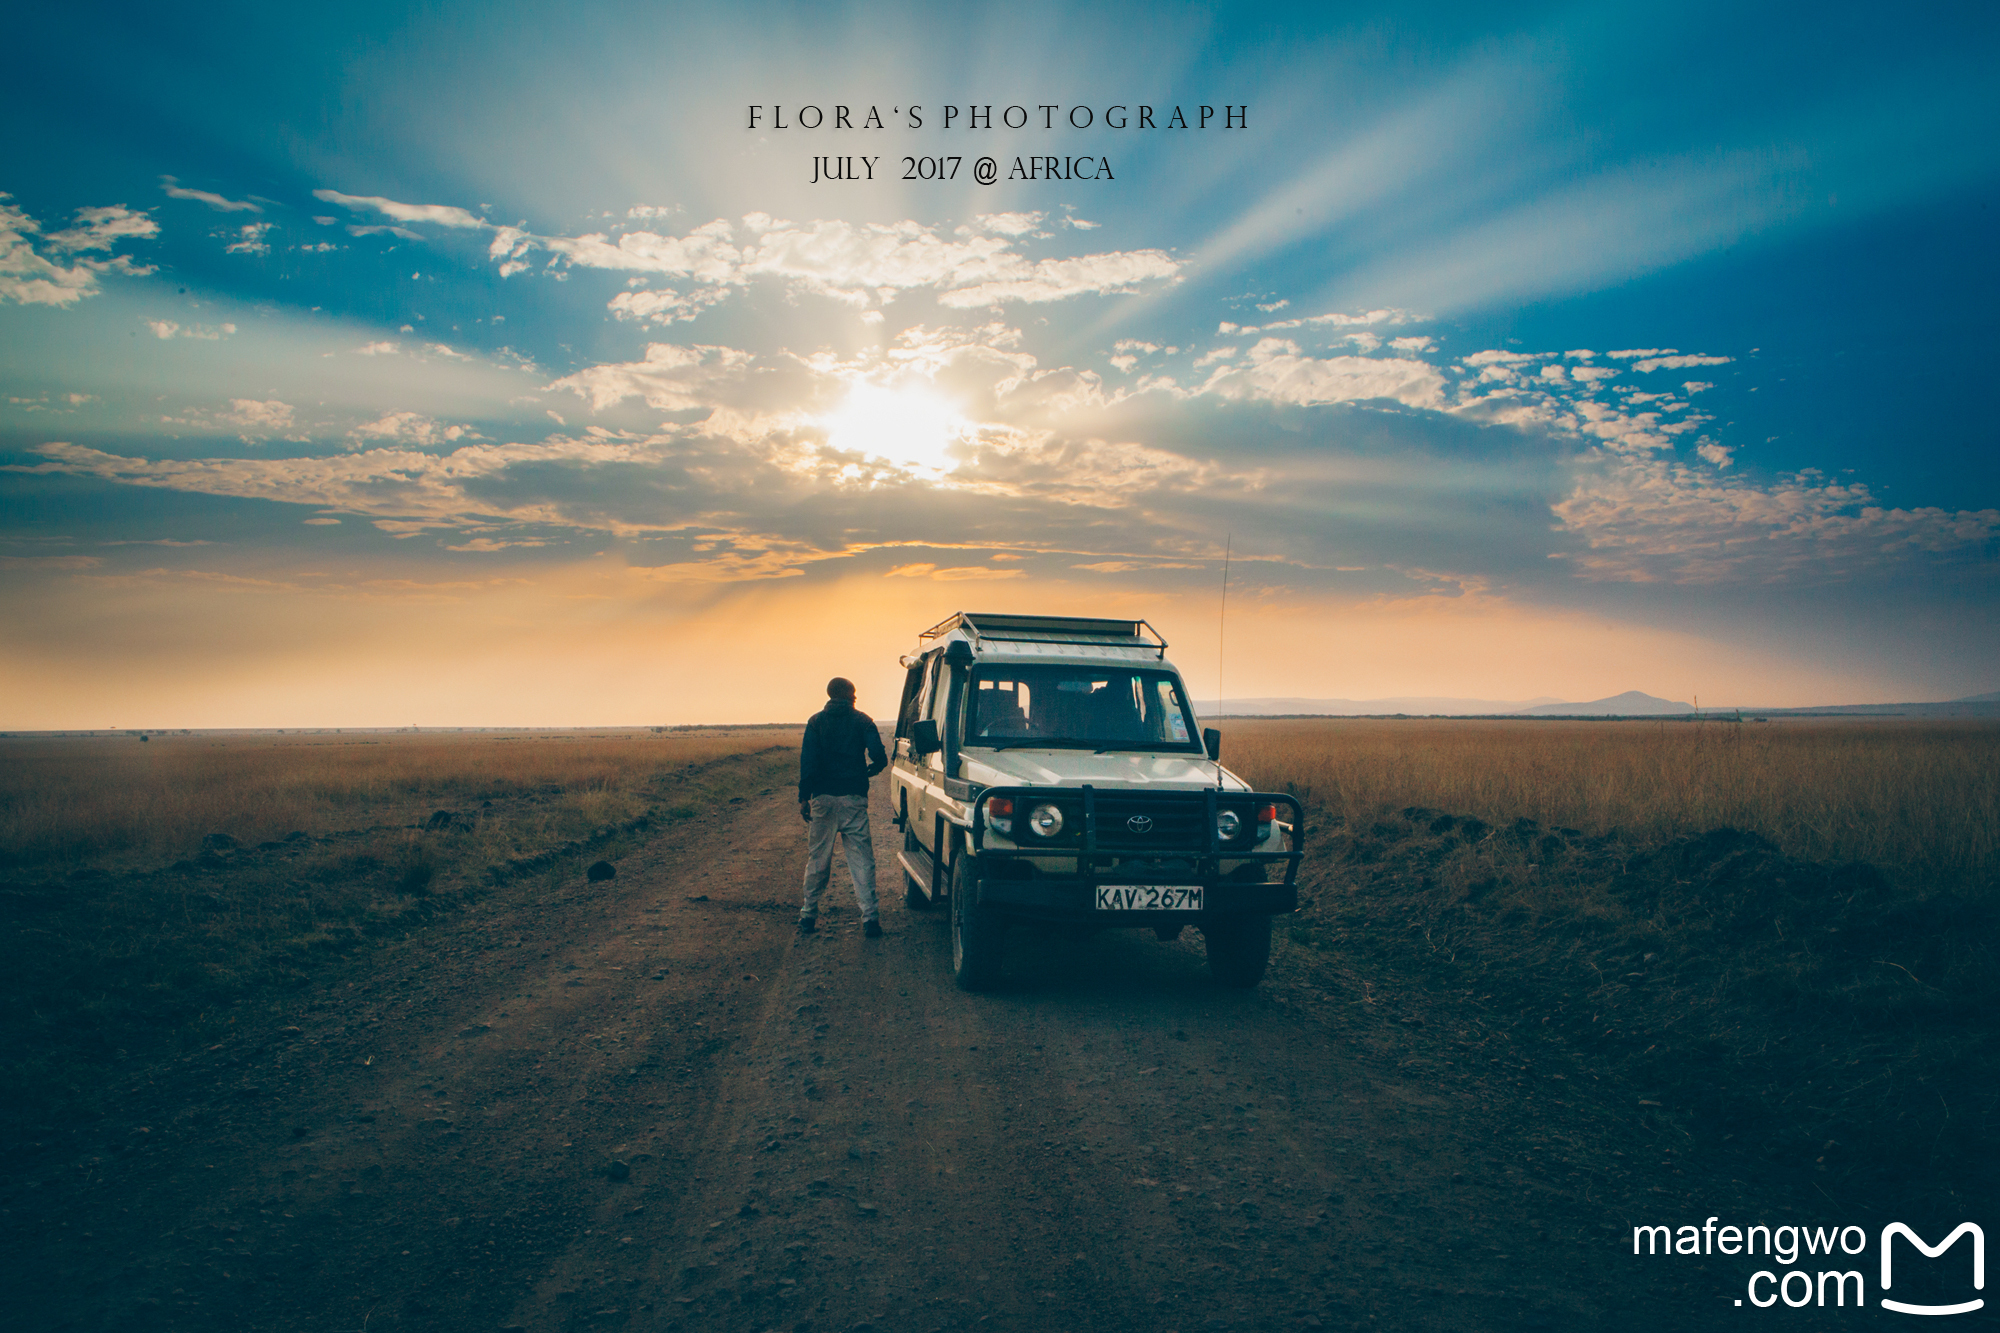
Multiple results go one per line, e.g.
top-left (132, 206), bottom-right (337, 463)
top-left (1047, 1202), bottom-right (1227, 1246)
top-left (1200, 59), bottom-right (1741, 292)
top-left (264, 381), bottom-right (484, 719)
top-left (1, 719), bottom-right (1993, 1332)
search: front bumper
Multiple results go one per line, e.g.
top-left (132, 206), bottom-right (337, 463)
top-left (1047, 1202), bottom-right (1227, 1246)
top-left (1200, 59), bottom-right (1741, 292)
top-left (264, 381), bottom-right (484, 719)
top-left (968, 785), bottom-right (1305, 922)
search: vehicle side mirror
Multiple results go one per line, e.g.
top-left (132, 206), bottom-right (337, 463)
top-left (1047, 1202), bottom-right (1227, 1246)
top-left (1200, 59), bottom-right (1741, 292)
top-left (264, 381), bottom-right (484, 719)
top-left (1203, 727), bottom-right (1222, 761)
top-left (912, 719), bottom-right (942, 756)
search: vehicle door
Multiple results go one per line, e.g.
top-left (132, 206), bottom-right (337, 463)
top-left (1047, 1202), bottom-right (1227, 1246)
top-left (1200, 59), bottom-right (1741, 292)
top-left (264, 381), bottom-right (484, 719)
top-left (892, 656), bottom-right (925, 830)
top-left (909, 653), bottom-right (944, 853)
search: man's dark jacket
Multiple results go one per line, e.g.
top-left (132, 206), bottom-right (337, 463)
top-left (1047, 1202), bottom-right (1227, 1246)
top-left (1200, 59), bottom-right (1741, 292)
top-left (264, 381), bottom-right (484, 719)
top-left (798, 699), bottom-right (888, 804)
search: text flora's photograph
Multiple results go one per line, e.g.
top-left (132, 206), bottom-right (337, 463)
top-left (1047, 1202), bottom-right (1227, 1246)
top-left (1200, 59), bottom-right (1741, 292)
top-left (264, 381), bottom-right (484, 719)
top-left (1, 0), bottom-right (1996, 1329)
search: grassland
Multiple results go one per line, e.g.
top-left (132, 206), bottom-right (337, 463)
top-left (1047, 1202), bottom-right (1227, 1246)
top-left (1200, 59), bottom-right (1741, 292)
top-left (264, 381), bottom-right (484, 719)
top-left (1224, 716), bottom-right (2000, 889)
top-left (1225, 717), bottom-right (1999, 1214)
top-left (0, 729), bottom-right (797, 873)
top-left (6, 718), bottom-right (1994, 1212)
top-left (0, 729), bottom-right (797, 1141)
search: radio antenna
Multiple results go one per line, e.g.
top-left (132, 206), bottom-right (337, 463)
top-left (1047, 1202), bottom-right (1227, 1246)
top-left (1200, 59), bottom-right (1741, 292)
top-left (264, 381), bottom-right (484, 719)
top-left (1218, 532), bottom-right (1231, 706)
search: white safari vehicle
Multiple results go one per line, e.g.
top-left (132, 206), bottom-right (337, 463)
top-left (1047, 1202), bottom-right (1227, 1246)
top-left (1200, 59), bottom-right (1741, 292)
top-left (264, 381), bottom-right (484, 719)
top-left (888, 613), bottom-right (1304, 991)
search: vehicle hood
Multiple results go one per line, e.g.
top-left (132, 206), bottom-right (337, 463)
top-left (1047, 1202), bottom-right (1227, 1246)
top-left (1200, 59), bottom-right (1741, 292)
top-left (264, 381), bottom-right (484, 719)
top-left (961, 748), bottom-right (1246, 792)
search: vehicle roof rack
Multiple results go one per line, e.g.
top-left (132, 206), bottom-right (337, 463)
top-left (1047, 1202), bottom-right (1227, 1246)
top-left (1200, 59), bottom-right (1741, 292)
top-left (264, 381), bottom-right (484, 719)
top-left (919, 612), bottom-right (1168, 659)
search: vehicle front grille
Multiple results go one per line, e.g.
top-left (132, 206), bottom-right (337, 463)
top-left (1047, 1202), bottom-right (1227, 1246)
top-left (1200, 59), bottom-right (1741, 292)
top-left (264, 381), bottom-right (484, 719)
top-left (1091, 794), bottom-right (1208, 850)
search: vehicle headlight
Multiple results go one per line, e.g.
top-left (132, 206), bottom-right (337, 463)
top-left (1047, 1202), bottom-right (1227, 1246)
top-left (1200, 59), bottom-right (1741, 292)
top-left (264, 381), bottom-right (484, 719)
top-left (1216, 809), bottom-right (1242, 841)
top-left (1028, 803), bottom-right (1065, 837)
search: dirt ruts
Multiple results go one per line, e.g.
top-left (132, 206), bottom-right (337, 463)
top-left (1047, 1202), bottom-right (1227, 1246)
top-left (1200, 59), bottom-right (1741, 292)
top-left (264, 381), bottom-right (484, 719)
top-left (3, 787), bottom-right (1786, 1332)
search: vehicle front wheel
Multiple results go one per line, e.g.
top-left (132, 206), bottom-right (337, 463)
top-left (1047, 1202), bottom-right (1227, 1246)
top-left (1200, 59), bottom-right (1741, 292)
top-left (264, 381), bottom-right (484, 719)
top-left (903, 826), bottom-right (933, 911)
top-left (949, 853), bottom-right (1005, 991)
top-left (1202, 913), bottom-right (1271, 988)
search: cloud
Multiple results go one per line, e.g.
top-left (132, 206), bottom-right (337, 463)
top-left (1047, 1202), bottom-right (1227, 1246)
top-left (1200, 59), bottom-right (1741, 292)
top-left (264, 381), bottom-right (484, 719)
top-left (1196, 338), bottom-right (1447, 410)
top-left (0, 554), bottom-right (104, 571)
top-left (353, 341), bottom-right (399, 355)
top-left (349, 411), bottom-right (474, 446)
top-left (160, 177), bottom-right (261, 212)
top-left (883, 562), bottom-right (1024, 580)
top-left (6, 439), bottom-right (604, 529)
top-left (1553, 453), bottom-right (2000, 584)
top-left (1072, 560), bottom-right (1205, 573)
top-left (961, 212), bottom-right (1043, 236)
top-left (1220, 308), bottom-right (1419, 337)
top-left (606, 285), bottom-right (729, 326)
top-left (487, 212), bottom-right (1181, 312)
top-left (935, 248), bottom-right (1179, 308)
top-left (146, 320), bottom-right (236, 340)
top-left (0, 196), bottom-right (156, 307)
top-left (225, 222), bottom-right (272, 256)
top-left (443, 536), bottom-right (548, 552)
top-left (547, 342), bottom-right (755, 412)
top-left (220, 399), bottom-right (305, 442)
top-left (312, 189), bottom-right (486, 230)
top-left (45, 205), bottom-right (159, 253)
top-left (1630, 353), bottom-right (1733, 373)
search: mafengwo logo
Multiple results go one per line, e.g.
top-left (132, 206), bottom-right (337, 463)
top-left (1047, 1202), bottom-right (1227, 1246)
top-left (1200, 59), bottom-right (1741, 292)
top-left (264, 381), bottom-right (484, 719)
top-left (1882, 1224), bottom-right (1984, 1317)
top-left (1631, 1218), bottom-right (1984, 1313)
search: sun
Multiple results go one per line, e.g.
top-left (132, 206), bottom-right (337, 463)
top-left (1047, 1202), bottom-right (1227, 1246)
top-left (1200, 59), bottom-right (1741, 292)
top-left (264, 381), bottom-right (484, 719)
top-left (822, 382), bottom-right (968, 474)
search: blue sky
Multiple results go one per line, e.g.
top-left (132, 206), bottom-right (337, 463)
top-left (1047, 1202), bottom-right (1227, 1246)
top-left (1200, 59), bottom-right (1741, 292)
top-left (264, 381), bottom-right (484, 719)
top-left (2, 0), bottom-right (1996, 725)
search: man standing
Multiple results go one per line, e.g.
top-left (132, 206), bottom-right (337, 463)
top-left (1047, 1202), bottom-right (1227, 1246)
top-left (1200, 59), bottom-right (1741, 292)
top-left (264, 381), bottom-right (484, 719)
top-left (798, 676), bottom-right (888, 937)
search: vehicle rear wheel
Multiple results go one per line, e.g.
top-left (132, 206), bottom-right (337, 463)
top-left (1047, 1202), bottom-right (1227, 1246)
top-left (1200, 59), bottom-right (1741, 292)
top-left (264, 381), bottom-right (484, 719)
top-left (903, 826), bottom-right (932, 911)
top-left (949, 853), bottom-right (1004, 991)
top-left (1202, 913), bottom-right (1271, 988)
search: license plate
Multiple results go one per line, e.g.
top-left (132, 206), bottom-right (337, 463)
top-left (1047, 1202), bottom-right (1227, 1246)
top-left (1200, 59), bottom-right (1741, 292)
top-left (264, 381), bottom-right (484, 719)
top-left (1094, 885), bottom-right (1204, 911)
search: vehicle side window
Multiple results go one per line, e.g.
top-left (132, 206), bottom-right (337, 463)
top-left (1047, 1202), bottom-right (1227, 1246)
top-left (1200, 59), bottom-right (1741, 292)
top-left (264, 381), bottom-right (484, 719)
top-left (927, 655), bottom-right (952, 726)
top-left (916, 653), bottom-right (942, 723)
top-left (894, 662), bottom-right (925, 738)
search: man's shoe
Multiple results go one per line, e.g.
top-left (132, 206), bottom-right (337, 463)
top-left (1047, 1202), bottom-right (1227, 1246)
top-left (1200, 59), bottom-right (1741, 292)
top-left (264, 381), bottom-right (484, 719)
top-left (863, 920), bottom-right (883, 938)
top-left (797, 918), bottom-right (817, 935)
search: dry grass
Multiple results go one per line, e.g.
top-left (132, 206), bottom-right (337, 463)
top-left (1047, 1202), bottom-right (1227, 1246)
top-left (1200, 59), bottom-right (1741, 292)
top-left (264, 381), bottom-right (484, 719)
top-left (0, 729), bottom-right (799, 1139)
top-left (1222, 716), bottom-right (2000, 888)
top-left (0, 728), bottom-right (797, 872)
top-left (1233, 716), bottom-right (1999, 1213)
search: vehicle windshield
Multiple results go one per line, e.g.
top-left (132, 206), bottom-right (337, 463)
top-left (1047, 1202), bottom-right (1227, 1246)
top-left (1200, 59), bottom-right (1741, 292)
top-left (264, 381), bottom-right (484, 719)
top-left (963, 665), bottom-right (1203, 752)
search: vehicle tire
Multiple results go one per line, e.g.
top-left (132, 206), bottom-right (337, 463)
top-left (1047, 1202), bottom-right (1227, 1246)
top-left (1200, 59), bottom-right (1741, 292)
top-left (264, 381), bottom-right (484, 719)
top-left (1202, 913), bottom-right (1271, 988)
top-left (903, 826), bottom-right (932, 912)
top-left (949, 853), bottom-right (1005, 991)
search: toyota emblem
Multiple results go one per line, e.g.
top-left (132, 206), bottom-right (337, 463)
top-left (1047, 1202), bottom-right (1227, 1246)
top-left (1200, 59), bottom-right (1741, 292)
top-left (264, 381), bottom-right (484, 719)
top-left (1126, 815), bottom-right (1153, 834)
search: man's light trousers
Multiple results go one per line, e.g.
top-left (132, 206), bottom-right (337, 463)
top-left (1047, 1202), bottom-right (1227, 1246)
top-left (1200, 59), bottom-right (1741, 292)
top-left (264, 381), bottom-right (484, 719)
top-left (801, 793), bottom-right (878, 923)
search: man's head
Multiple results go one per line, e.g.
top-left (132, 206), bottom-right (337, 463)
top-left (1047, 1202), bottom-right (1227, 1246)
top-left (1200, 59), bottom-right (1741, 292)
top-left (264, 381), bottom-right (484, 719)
top-left (826, 677), bottom-right (857, 702)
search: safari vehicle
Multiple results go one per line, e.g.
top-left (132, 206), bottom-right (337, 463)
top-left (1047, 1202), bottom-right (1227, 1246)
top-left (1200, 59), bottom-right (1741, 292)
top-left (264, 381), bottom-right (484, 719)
top-left (889, 612), bottom-right (1303, 991)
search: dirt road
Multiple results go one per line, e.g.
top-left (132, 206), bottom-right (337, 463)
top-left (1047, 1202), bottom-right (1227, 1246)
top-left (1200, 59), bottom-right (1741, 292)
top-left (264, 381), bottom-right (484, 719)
top-left (6, 787), bottom-right (1745, 1332)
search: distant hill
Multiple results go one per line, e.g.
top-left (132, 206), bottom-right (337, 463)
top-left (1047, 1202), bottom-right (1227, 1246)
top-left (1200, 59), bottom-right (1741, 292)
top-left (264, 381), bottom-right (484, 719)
top-left (1520, 691), bottom-right (1693, 716)
top-left (1195, 695), bottom-right (1564, 717)
top-left (1197, 692), bottom-right (1691, 717)
top-left (1199, 689), bottom-right (2000, 719)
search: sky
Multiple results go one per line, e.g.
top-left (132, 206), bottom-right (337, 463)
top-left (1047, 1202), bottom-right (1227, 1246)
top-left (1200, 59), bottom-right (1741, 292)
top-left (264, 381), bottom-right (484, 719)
top-left (2, 0), bottom-right (1996, 727)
